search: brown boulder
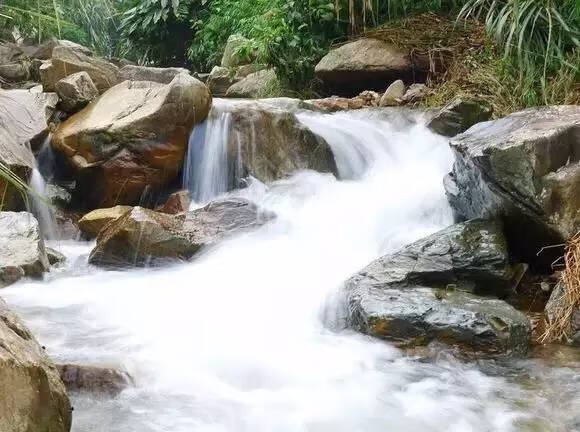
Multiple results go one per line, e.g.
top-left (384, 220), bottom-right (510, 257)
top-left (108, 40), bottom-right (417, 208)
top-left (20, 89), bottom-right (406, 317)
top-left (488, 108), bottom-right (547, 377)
top-left (51, 73), bottom-right (212, 207)
top-left (0, 298), bottom-right (71, 432)
top-left (77, 206), bottom-right (132, 238)
top-left (155, 190), bottom-right (190, 215)
top-left (57, 364), bottom-right (133, 395)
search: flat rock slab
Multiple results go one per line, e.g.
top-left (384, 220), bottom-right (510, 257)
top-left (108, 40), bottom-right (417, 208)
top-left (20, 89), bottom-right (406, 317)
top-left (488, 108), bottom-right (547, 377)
top-left (347, 286), bottom-right (531, 356)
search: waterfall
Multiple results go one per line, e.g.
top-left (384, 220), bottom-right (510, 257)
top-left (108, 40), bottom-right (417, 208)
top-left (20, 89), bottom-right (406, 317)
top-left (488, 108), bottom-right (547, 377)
top-left (29, 168), bottom-right (57, 240)
top-left (4, 106), bottom-right (572, 432)
top-left (183, 99), bottom-right (243, 204)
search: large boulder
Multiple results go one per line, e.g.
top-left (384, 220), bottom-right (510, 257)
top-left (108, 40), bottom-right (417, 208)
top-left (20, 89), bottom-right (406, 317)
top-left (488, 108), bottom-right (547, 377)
top-left (51, 73), bottom-right (212, 207)
top-left (428, 97), bottom-right (493, 137)
top-left (119, 65), bottom-right (190, 84)
top-left (0, 90), bottom-right (57, 209)
top-left (0, 212), bottom-right (50, 287)
top-left (225, 69), bottom-right (280, 98)
top-left (315, 38), bottom-right (428, 96)
top-left (32, 39), bottom-right (92, 60)
top-left (55, 71), bottom-right (99, 112)
top-left (0, 62), bottom-right (31, 83)
top-left (195, 99), bottom-right (337, 188)
top-left (0, 298), bottom-right (71, 432)
top-left (444, 106), bottom-right (580, 269)
top-left (89, 198), bottom-right (271, 267)
top-left (207, 64), bottom-right (265, 97)
top-left (40, 45), bottom-right (119, 92)
top-left (77, 205), bottom-right (133, 238)
top-left (345, 220), bottom-right (517, 298)
top-left (347, 286), bottom-right (530, 355)
top-left (221, 34), bottom-right (255, 68)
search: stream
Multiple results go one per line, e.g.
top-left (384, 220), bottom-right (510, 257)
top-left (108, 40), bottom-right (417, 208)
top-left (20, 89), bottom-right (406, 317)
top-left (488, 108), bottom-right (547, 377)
top-left (2, 104), bottom-right (580, 432)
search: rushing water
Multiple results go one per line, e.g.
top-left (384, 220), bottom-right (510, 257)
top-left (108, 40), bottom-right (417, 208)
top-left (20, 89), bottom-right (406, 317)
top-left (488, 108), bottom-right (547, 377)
top-left (3, 105), bottom-right (580, 432)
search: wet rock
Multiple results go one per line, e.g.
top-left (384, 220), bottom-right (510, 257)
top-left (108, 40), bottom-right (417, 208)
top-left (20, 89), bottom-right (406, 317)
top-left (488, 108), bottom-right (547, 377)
top-left (444, 105), bottom-right (580, 268)
top-left (46, 184), bottom-right (73, 208)
top-left (40, 45), bottom-right (119, 92)
top-left (347, 286), bottom-right (530, 355)
top-left (379, 79), bottom-right (405, 107)
top-left (0, 298), bottom-right (71, 432)
top-left (211, 99), bottom-right (337, 184)
top-left (78, 205), bottom-right (132, 238)
top-left (305, 96), bottom-right (365, 112)
top-left (89, 198), bottom-right (272, 268)
top-left (155, 190), bottom-right (190, 215)
top-left (55, 71), bottom-right (98, 112)
top-left (52, 73), bottom-right (211, 207)
top-left (119, 65), bottom-right (190, 84)
top-left (32, 38), bottom-right (92, 60)
top-left (221, 34), bottom-right (255, 68)
top-left (345, 220), bottom-right (516, 297)
top-left (0, 212), bottom-right (50, 287)
top-left (225, 69), bottom-right (280, 98)
top-left (315, 38), bottom-right (427, 96)
top-left (0, 90), bottom-right (57, 209)
top-left (56, 363), bottom-right (133, 395)
top-left (46, 247), bottom-right (67, 266)
top-left (427, 97), bottom-right (492, 137)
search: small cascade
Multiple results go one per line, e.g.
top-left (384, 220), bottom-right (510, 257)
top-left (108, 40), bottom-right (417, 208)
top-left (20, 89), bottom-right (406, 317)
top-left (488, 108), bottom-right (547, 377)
top-left (183, 100), bottom-right (243, 204)
top-left (29, 168), bottom-right (57, 240)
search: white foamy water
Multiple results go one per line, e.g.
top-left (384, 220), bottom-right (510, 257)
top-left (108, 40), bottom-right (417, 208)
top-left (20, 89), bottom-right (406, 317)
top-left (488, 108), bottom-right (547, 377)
top-left (29, 167), bottom-right (57, 240)
top-left (3, 107), bottom-right (579, 432)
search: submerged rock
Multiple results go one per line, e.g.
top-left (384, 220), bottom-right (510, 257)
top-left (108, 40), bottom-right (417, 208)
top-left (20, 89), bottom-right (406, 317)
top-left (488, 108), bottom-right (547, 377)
top-left (346, 220), bottom-right (516, 297)
top-left (52, 73), bottom-right (211, 207)
top-left (444, 105), bottom-right (580, 269)
top-left (78, 205), bottom-right (132, 238)
top-left (0, 298), bottom-right (71, 432)
top-left (0, 212), bottom-right (49, 287)
top-left (347, 286), bottom-right (530, 355)
top-left (315, 38), bottom-right (428, 96)
top-left (55, 71), bottom-right (98, 112)
top-left (57, 363), bottom-right (133, 395)
top-left (89, 198), bottom-right (272, 268)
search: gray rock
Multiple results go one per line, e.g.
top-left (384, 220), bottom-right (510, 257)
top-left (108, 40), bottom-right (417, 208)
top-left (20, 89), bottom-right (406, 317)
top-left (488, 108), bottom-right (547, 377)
top-left (345, 219), bottom-right (516, 297)
top-left (221, 34), bottom-right (255, 68)
top-left (46, 247), bottom-right (67, 266)
top-left (0, 42), bottom-right (24, 64)
top-left (0, 90), bottom-right (57, 209)
top-left (0, 298), bottom-right (72, 432)
top-left (55, 71), bottom-right (98, 112)
top-left (32, 38), bottom-right (92, 60)
top-left (379, 79), bottom-right (405, 107)
top-left (119, 65), bottom-right (190, 84)
top-left (40, 45), bottom-right (119, 92)
top-left (225, 69), bottom-right (280, 98)
top-left (46, 184), bottom-right (73, 208)
top-left (0, 212), bottom-right (50, 287)
top-left (0, 62), bottom-right (30, 82)
top-left (444, 105), bottom-right (580, 267)
top-left (206, 99), bottom-right (337, 185)
top-left (89, 198), bottom-right (272, 268)
top-left (401, 83), bottom-right (428, 103)
top-left (315, 38), bottom-right (428, 96)
top-left (207, 64), bottom-right (266, 96)
top-left (427, 97), bottom-right (492, 137)
top-left (57, 363), bottom-right (133, 395)
top-left (347, 286), bottom-right (531, 355)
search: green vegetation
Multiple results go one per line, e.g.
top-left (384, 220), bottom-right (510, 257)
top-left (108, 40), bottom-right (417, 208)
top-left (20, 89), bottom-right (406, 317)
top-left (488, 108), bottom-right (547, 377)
top-left (1, 0), bottom-right (578, 107)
